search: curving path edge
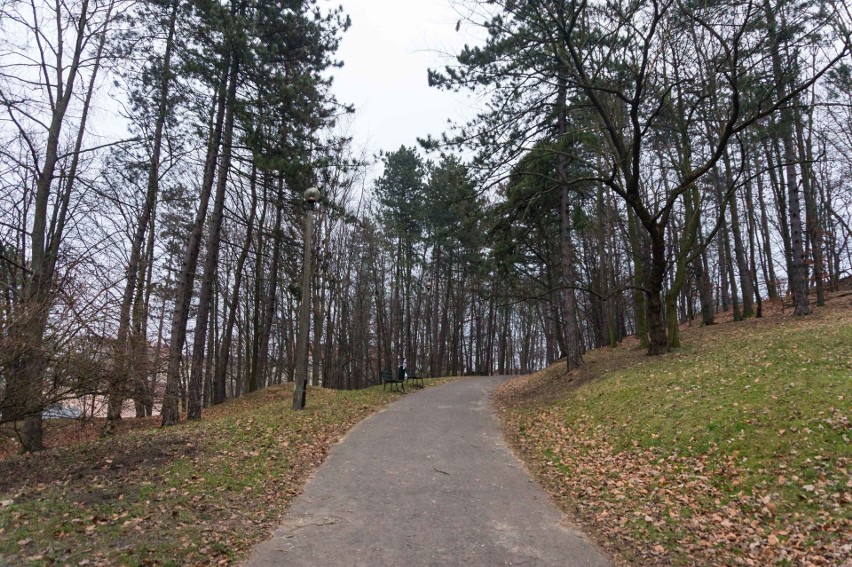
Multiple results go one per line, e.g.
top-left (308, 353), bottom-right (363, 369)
top-left (244, 376), bottom-right (612, 567)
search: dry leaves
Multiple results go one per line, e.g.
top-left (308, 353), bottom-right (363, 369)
top-left (496, 293), bottom-right (852, 566)
top-left (0, 380), bottom-right (458, 565)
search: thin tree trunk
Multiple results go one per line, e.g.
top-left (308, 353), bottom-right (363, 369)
top-left (763, 0), bottom-right (809, 315)
top-left (203, 292), bottom-right (216, 407)
top-left (556, 78), bottom-right (583, 369)
top-left (696, 225), bottom-right (716, 325)
top-left (161, 61), bottom-right (229, 426)
top-left (724, 150), bottom-right (756, 318)
top-left (247, 176), bottom-right (270, 392)
top-left (722, 212), bottom-right (742, 321)
top-left (429, 246), bottom-right (441, 375)
top-left (796, 106), bottom-right (825, 306)
top-left (214, 165), bottom-right (258, 404)
top-left (131, 198), bottom-right (158, 417)
top-left (109, 0), bottom-right (178, 426)
top-left (717, 228), bottom-right (730, 312)
top-left (186, 53), bottom-right (238, 420)
top-left (755, 153), bottom-right (779, 299)
top-left (255, 176), bottom-right (285, 389)
top-left (745, 173), bottom-right (764, 318)
top-left (766, 137), bottom-right (794, 282)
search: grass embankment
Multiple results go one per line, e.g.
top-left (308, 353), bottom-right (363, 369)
top-left (496, 296), bottom-right (851, 566)
top-left (0, 379), bottom-right (455, 566)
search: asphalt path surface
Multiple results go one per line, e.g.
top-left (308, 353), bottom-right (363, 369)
top-left (244, 376), bottom-right (612, 566)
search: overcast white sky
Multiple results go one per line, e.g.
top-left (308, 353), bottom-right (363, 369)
top-left (331, 0), bottom-right (479, 165)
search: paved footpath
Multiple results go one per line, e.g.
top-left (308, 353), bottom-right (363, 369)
top-left (245, 376), bottom-right (612, 567)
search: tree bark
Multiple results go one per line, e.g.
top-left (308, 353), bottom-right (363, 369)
top-left (3, 0), bottom-right (95, 451)
top-left (755, 153), bottom-right (779, 300)
top-left (724, 151), bottom-right (756, 318)
top-left (161, 61), bottom-right (229, 426)
top-left (556, 78), bottom-right (584, 369)
top-left (255, 176), bottom-right (285, 389)
top-left (763, 0), bottom-right (809, 315)
top-left (795, 106), bottom-right (825, 306)
top-left (627, 208), bottom-right (649, 347)
top-left (108, 0), bottom-right (178, 427)
top-left (214, 165), bottom-right (258, 404)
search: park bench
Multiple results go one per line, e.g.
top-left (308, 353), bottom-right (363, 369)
top-left (407, 368), bottom-right (425, 388)
top-left (380, 369), bottom-right (405, 392)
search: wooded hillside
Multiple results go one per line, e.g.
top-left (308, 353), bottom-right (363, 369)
top-left (1, 0), bottom-right (850, 453)
top-left (496, 293), bottom-right (851, 565)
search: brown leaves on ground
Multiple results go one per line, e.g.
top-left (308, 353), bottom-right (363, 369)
top-left (0, 416), bottom-right (161, 463)
top-left (505, 411), bottom-right (849, 566)
top-left (0, 380), bottom-right (455, 565)
top-left (495, 293), bottom-right (852, 567)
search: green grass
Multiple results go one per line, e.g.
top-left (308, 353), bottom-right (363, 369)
top-left (0, 378), bottom-right (458, 565)
top-left (497, 298), bottom-right (851, 566)
top-left (578, 320), bottom-right (848, 479)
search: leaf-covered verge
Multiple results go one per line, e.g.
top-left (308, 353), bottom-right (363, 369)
top-left (0, 378), bottom-right (459, 566)
top-left (495, 294), bottom-right (851, 567)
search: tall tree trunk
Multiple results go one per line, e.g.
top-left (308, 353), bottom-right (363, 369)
top-left (429, 246), bottom-right (442, 375)
top-left (186, 53), bottom-right (238, 420)
top-left (3, 0), bottom-right (96, 451)
top-left (755, 153), bottom-right (779, 300)
top-left (766, 138), bottom-right (794, 282)
top-left (131, 200), bottom-right (158, 417)
top-left (255, 176), bottom-right (285, 389)
top-left (161, 61), bottom-right (230, 426)
top-left (795, 107), bottom-right (825, 306)
top-left (311, 260), bottom-right (324, 386)
top-left (108, 0), bottom-right (178, 427)
top-left (437, 258), bottom-right (453, 374)
top-left (247, 177), bottom-right (270, 392)
top-left (821, 164), bottom-right (842, 291)
top-left (722, 214), bottom-right (742, 321)
top-left (696, 229), bottom-right (716, 325)
top-left (404, 244), bottom-right (415, 370)
top-left (763, 0), bottom-right (809, 315)
top-left (724, 151), bottom-right (756, 318)
top-left (717, 229), bottom-right (730, 312)
top-left (627, 208), bottom-right (649, 347)
top-left (556, 79), bottom-right (584, 370)
top-left (781, 122), bottom-right (810, 314)
top-left (745, 172), bottom-right (764, 318)
top-left (548, 287), bottom-right (567, 357)
top-left (214, 165), bottom-right (258, 404)
top-left (203, 294), bottom-right (217, 407)
top-left (598, 186), bottom-right (618, 346)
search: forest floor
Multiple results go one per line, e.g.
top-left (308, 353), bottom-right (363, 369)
top-left (1, 297), bottom-right (849, 567)
top-left (0, 377), bottom-right (458, 566)
top-left (495, 292), bottom-right (852, 566)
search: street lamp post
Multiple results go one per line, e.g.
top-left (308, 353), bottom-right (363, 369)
top-left (292, 187), bottom-right (321, 410)
top-left (425, 280), bottom-right (433, 377)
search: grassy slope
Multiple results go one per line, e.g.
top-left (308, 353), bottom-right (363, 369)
top-left (495, 295), bottom-right (851, 566)
top-left (0, 379), bottom-right (456, 566)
